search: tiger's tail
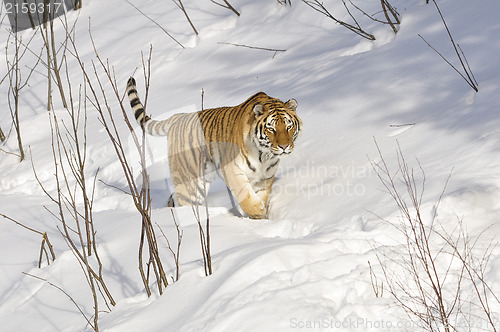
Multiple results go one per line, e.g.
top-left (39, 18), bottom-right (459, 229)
top-left (126, 77), bottom-right (176, 136)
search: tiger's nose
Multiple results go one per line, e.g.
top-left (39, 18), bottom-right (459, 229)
top-left (279, 144), bottom-right (289, 151)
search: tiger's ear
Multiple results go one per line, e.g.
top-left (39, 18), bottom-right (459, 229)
top-left (285, 99), bottom-right (298, 111)
top-left (253, 104), bottom-right (264, 118)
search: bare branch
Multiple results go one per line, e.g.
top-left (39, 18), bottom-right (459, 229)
top-left (23, 272), bottom-right (94, 330)
top-left (419, 0), bottom-right (478, 92)
top-left (0, 213), bottom-right (56, 267)
top-left (302, 0), bottom-right (375, 40)
top-left (218, 42), bottom-right (286, 58)
top-left (125, 0), bottom-right (185, 49)
top-left (65, 20), bottom-right (170, 296)
top-left (210, 0), bottom-right (240, 16)
top-left (155, 210), bottom-right (183, 282)
top-left (172, 0), bottom-right (199, 36)
top-left (370, 140), bottom-right (498, 331)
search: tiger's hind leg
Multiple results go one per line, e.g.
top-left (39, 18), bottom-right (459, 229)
top-left (171, 175), bottom-right (213, 206)
top-left (167, 194), bottom-right (176, 207)
top-left (166, 111), bottom-right (216, 207)
top-left (169, 160), bottom-right (216, 207)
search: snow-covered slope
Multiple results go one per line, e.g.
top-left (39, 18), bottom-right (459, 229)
top-left (1, 0), bottom-right (500, 331)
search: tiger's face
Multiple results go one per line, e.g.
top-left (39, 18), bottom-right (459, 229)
top-left (253, 99), bottom-right (302, 156)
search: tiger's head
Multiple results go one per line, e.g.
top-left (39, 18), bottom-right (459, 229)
top-left (252, 97), bottom-right (302, 156)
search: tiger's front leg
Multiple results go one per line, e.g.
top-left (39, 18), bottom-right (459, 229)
top-left (222, 162), bottom-right (267, 219)
top-left (254, 176), bottom-right (275, 213)
top-left (240, 191), bottom-right (266, 219)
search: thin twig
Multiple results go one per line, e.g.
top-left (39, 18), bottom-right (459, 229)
top-left (155, 212), bottom-right (183, 282)
top-left (0, 212), bottom-right (44, 235)
top-left (302, 0), bottom-right (375, 40)
top-left (98, 179), bottom-right (132, 196)
top-left (210, 0), bottom-right (240, 16)
top-left (0, 213), bottom-right (56, 266)
top-left (0, 148), bottom-right (22, 158)
top-left (125, 0), bottom-right (185, 49)
top-left (218, 42), bottom-right (286, 58)
top-left (419, 0), bottom-right (478, 92)
top-left (22, 272), bottom-right (94, 330)
top-left (419, 34), bottom-right (477, 92)
top-left (431, 0), bottom-right (477, 91)
top-left (389, 123), bottom-right (416, 128)
top-left (172, 0), bottom-right (198, 35)
top-left (368, 261), bottom-right (384, 297)
top-left (380, 0), bottom-right (400, 33)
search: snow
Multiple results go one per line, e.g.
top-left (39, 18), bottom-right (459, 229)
top-left (1, 0), bottom-right (500, 331)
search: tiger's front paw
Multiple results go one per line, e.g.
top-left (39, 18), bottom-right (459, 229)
top-left (240, 195), bottom-right (266, 219)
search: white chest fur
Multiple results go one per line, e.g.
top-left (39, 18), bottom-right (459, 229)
top-left (241, 150), bottom-right (280, 189)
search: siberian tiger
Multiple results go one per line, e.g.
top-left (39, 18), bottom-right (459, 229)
top-left (126, 77), bottom-right (302, 219)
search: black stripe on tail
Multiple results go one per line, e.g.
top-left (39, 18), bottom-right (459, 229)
top-left (127, 77), bottom-right (151, 127)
